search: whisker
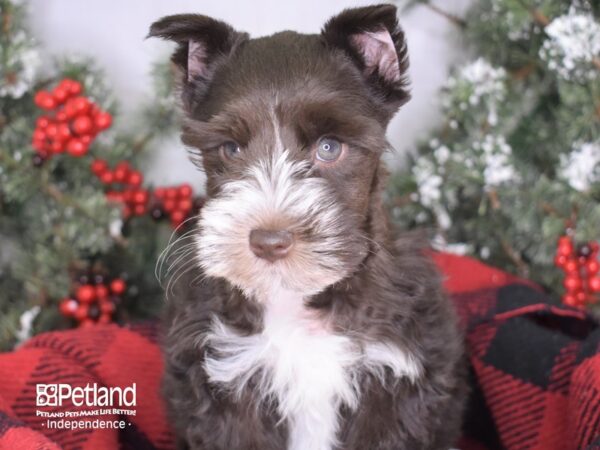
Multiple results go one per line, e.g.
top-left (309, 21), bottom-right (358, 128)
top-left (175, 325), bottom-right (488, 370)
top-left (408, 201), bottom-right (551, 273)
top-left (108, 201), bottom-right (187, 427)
top-left (165, 263), bottom-right (197, 302)
top-left (165, 247), bottom-right (197, 278)
top-left (155, 228), bottom-right (197, 286)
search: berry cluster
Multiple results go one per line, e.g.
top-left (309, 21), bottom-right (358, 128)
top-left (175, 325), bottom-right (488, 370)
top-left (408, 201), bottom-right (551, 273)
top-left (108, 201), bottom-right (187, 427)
top-left (91, 159), bottom-right (149, 217)
top-left (59, 273), bottom-right (126, 327)
top-left (32, 79), bottom-right (112, 162)
top-left (151, 184), bottom-right (194, 227)
top-left (554, 235), bottom-right (600, 307)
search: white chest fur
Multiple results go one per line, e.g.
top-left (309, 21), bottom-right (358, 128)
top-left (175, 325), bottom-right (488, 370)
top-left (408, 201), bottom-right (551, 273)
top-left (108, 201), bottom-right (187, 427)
top-left (203, 290), bottom-right (421, 450)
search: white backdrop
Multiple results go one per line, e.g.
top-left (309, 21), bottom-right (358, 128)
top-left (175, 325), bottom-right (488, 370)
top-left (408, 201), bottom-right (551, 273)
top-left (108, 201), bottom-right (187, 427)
top-left (29, 0), bottom-right (470, 190)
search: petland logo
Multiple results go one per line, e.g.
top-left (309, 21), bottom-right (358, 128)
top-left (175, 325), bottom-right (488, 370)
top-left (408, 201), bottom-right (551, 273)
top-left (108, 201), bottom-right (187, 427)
top-left (36, 383), bottom-right (136, 407)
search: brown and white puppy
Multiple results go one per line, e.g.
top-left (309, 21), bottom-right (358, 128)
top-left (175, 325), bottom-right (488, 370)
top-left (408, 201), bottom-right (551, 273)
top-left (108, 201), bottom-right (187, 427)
top-left (150, 4), bottom-right (466, 450)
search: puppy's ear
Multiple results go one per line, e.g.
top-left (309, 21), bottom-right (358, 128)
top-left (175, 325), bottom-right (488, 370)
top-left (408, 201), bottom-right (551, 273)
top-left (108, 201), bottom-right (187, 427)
top-left (148, 14), bottom-right (248, 110)
top-left (321, 4), bottom-right (410, 116)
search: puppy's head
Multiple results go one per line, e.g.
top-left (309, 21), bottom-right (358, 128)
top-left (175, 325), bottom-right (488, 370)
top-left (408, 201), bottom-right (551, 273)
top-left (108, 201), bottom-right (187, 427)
top-left (149, 4), bottom-right (410, 300)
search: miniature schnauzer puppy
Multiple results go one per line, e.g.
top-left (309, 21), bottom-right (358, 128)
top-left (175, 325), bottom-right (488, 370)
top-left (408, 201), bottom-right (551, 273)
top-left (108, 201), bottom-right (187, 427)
top-left (150, 4), bottom-right (466, 450)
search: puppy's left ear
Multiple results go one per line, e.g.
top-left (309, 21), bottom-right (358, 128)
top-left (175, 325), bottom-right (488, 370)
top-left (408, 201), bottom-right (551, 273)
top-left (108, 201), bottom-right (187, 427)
top-left (321, 4), bottom-right (410, 117)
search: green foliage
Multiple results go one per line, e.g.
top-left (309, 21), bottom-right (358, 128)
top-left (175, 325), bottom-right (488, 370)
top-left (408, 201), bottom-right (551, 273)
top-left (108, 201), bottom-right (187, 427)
top-left (0, 0), bottom-right (180, 349)
top-left (389, 0), bottom-right (600, 296)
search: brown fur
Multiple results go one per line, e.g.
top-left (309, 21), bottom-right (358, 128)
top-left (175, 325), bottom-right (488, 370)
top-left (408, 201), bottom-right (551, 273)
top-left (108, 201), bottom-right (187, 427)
top-left (150, 4), bottom-right (466, 449)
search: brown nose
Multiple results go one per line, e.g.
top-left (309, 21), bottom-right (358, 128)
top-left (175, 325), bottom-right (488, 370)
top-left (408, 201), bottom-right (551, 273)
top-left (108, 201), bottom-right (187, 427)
top-left (249, 229), bottom-right (294, 262)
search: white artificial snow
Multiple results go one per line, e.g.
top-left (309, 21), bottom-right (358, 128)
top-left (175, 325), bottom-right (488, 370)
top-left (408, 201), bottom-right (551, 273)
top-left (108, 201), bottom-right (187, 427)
top-left (540, 8), bottom-right (600, 81)
top-left (474, 134), bottom-right (515, 188)
top-left (559, 141), bottom-right (600, 191)
top-left (433, 145), bottom-right (451, 165)
top-left (412, 158), bottom-right (452, 229)
top-left (449, 58), bottom-right (506, 106)
top-left (109, 218), bottom-right (124, 239)
top-left (431, 234), bottom-right (472, 255)
top-left (412, 158), bottom-right (442, 207)
top-left (15, 306), bottom-right (41, 344)
top-left (0, 30), bottom-right (40, 99)
top-left (446, 58), bottom-right (507, 127)
top-left (480, 246), bottom-right (491, 259)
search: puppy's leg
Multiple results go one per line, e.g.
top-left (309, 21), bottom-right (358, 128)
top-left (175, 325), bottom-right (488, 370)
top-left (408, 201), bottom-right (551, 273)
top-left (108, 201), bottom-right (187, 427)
top-left (163, 356), bottom-right (286, 450)
top-left (341, 368), bottom-right (467, 450)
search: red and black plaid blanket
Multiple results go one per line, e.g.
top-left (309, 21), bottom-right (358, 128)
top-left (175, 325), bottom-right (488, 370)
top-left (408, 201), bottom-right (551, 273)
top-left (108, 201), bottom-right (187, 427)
top-left (1, 253), bottom-right (599, 450)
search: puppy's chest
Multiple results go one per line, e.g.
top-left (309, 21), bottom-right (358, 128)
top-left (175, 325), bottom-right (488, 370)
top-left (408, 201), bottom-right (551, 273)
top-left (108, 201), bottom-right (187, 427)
top-left (203, 294), bottom-right (421, 450)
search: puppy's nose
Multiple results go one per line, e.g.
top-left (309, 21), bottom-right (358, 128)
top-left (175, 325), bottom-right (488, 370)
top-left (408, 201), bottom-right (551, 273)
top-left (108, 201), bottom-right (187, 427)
top-left (249, 229), bottom-right (294, 262)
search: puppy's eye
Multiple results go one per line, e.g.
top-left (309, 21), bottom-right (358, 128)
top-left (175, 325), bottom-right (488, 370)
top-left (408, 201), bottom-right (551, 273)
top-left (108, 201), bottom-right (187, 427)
top-left (219, 141), bottom-right (241, 160)
top-left (316, 137), bottom-right (343, 163)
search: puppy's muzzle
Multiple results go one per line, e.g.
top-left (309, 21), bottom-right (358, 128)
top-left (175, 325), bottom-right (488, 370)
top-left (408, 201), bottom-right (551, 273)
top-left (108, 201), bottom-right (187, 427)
top-left (249, 229), bottom-right (294, 262)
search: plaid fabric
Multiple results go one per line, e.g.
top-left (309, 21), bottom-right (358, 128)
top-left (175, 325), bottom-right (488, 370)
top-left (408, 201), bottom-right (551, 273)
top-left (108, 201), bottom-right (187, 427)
top-left (0, 253), bottom-right (598, 450)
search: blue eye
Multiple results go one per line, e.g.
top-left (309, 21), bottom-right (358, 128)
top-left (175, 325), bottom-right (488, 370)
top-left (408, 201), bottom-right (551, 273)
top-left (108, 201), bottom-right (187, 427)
top-left (220, 141), bottom-right (241, 160)
top-left (316, 137), bottom-right (343, 162)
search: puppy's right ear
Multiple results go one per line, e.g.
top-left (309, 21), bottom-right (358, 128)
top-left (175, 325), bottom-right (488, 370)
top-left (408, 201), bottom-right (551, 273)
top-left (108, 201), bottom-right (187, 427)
top-left (148, 14), bottom-right (247, 109)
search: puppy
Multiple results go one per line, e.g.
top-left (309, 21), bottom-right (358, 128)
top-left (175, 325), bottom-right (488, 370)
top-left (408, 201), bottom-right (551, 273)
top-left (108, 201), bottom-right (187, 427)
top-left (150, 4), bottom-right (466, 450)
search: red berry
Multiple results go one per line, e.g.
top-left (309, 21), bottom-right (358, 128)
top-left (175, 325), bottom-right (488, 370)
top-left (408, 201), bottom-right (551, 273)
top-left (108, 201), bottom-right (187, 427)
top-left (563, 294), bottom-right (577, 307)
top-left (33, 129), bottom-right (46, 141)
top-left (132, 190), bottom-right (149, 205)
top-left (110, 278), bottom-right (126, 295)
top-left (100, 300), bottom-right (115, 314)
top-left (75, 305), bottom-right (89, 321)
top-left (57, 123), bottom-right (71, 141)
top-left (36, 117), bottom-right (50, 128)
top-left (171, 210), bottom-right (186, 225)
top-left (76, 284), bottom-right (96, 303)
top-left (73, 115), bottom-right (94, 135)
top-left (127, 171), bottom-right (143, 187)
top-left (53, 87), bottom-right (69, 104)
top-left (56, 111), bottom-right (68, 122)
top-left (115, 161), bottom-right (130, 172)
top-left (122, 190), bottom-right (133, 203)
top-left (100, 171), bottom-right (114, 184)
top-left (564, 259), bottom-right (579, 274)
top-left (178, 184), bottom-right (193, 198)
top-left (114, 167), bottom-right (128, 182)
top-left (133, 204), bottom-right (146, 215)
top-left (586, 259), bottom-right (599, 275)
top-left (72, 96), bottom-right (91, 115)
top-left (165, 187), bottom-right (178, 199)
top-left (589, 277), bottom-right (600, 292)
top-left (105, 191), bottom-right (123, 202)
top-left (58, 79), bottom-right (72, 90)
top-left (32, 139), bottom-right (46, 152)
top-left (98, 314), bottom-right (112, 324)
top-left (163, 199), bottom-right (176, 213)
top-left (558, 236), bottom-right (572, 246)
top-left (154, 187), bottom-right (165, 199)
top-left (66, 138), bottom-right (88, 157)
top-left (68, 80), bottom-right (82, 95)
top-left (59, 298), bottom-right (79, 317)
top-left (576, 291), bottom-right (587, 304)
top-left (95, 284), bottom-right (109, 299)
top-left (91, 159), bottom-right (108, 176)
top-left (558, 243), bottom-right (573, 257)
top-left (178, 198), bottom-right (193, 212)
top-left (34, 91), bottom-right (56, 110)
top-left (563, 275), bottom-right (582, 292)
top-left (114, 162), bottom-right (130, 182)
top-left (94, 112), bottom-right (112, 130)
top-left (51, 141), bottom-right (65, 153)
top-left (64, 99), bottom-right (78, 118)
top-left (80, 318), bottom-right (95, 328)
top-left (45, 123), bottom-right (58, 138)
